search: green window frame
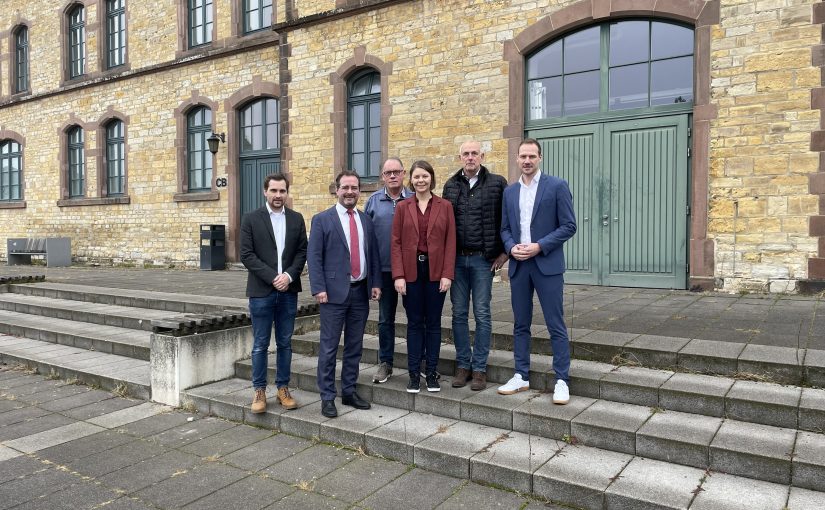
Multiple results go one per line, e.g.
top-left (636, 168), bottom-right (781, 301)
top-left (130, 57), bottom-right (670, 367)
top-left (14, 27), bottom-right (28, 93)
top-left (188, 0), bottom-right (213, 48)
top-left (243, 0), bottom-right (272, 34)
top-left (69, 6), bottom-right (86, 79)
top-left (106, 120), bottom-right (125, 196)
top-left (106, 0), bottom-right (126, 68)
top-left (239, 98), bottom-right (280, 157)
top-left (187, 107), bottom-right (213, 191)
top-left (526, 20), bottom-right (694, 124)
top-left (347, 70), bottom-right (381, 179)
top-left (0, 140), bottom-right (23, 202)
top-left (68, 127), bottom-right (85, 198)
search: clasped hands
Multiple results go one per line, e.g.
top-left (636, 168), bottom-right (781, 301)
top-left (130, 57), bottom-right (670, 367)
top-left (394, 278), bottom-right (452, 295)
top-left (510, 242), bottom-right (541, 261)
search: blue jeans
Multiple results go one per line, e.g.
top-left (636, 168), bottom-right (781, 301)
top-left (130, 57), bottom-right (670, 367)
top-left (249, 291), bottom-right (298, 389)
top-left (450, 254), bottom-right (493, 372)
top-left (377, 271), bottom-right (398, 365)
top-left (402, 260), bottom-right (446, 377)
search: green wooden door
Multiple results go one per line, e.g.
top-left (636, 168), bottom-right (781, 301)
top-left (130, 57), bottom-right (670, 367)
top-left (240, 156), bottom-right (280, 218)
top-left (532, 124), bottom-right (601, 285)
top-left (530, 114), bottom-right (689, 289)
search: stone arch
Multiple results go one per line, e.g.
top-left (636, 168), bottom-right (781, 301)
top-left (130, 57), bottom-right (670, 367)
top-left (502, 0), bottom-right (720, 290)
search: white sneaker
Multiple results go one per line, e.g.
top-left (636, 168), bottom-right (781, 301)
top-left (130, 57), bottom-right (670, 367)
top-left (553, 379), bottom-right (570, 405)
top-left (497, 374), bottom-right (529, 395)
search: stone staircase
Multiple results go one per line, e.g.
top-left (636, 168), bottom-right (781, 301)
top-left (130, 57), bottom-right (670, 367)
top-left (0, 280), bottom-right (823, 509)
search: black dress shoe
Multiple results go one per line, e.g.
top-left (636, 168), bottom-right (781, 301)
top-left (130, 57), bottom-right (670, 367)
top-left (341, 392), bottom-right (371, 410)
top-left (321, 399), bottom-right (338, 418)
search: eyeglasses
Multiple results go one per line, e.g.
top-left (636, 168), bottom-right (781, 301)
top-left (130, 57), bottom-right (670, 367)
top-left (382, 170), bottom-right (403, 177)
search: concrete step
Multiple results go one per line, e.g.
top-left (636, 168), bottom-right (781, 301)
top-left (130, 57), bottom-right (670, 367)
top-left (0, 309), bottom-right (151, 361)
top-left (227, 351), bottom-right (825, 490)
top-left (0, 292), bottom-right (178, 332)
top-left (0, 334), bottom-right (150, 400)
top-left (183, 377), bottom-right (825, 509)
top-left (7, 282), bottom-right (248, 314)
top-left (268, 333), bottom-right (825, 434)
top-left (365, 312), bottom-right (825, 387)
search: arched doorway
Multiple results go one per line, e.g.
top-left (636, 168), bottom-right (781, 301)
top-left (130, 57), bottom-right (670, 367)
top-left (238, 97), bottom-right (280, 218)
top-left (525, 20), bottom-right (694, 289)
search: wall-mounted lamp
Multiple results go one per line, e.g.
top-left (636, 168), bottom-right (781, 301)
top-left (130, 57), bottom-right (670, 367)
top-left (207, 132), bottom-right (226, 155)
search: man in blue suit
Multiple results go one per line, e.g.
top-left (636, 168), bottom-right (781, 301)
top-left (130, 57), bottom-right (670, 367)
top-left (308, 170), bottom-right (382, 418)
top-left (498, 138), bottom-right (577, 404)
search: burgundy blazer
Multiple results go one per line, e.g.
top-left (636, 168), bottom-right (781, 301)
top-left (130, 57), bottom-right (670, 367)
top-left (391, 195), bottom-right (456, 282)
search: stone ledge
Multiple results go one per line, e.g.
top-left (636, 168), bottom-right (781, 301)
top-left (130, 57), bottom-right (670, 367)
top-left (0, 201), bottom-right (26, 209)
top-left (172, 191), bottom-right (220, 202)
top-left (57, 196), bottom-right (131, 207)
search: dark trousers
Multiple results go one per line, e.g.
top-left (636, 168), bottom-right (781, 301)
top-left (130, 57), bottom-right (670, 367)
top-left (510, 258), bottom-right (570, 383)
top-left (317, 282), bottom-right (369, 401)
top-left (402, 259), bottom-right (446, 377)
top-left (377, 271), bottom-right (399, 365)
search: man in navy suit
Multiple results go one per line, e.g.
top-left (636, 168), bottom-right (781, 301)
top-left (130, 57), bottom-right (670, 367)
top-left (240, 174), bottom-right (308, 414)
top-left (308, 170), bottom-right (382, 418)
top-left (498, 139), bottom-right (577, 404)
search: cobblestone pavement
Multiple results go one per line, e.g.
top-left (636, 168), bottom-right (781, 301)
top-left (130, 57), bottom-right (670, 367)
top-left (0, 366), bottom-right (567, 510)
top-left (2, 265), bottom-right (823, 350)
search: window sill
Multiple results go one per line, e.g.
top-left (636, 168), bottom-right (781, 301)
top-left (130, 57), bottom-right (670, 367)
top-left (327, 181), bottom-right (381, 194)
top-left (57, 196), bottom-right (130, 207)
top-left (173, 191), bottom-right (220, 202)
top-left (0, 201), bottom-right (26, 209)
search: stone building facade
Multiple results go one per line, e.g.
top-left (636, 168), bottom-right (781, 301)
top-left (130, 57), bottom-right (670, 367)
top-left (0, 0), bottom-right (824, 293)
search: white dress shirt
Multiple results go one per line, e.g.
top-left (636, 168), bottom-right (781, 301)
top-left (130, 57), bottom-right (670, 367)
top-left (463, 171), bottom-right (478, 189)
top-left (335, 203), bottom-right (367, 282)
top-left (518, 172), bottom-right (541, 245)
top-left (266, 202), bottom-right (292, 282)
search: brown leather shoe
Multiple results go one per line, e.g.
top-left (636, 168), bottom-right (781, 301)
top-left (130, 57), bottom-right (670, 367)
top-left (277, 386), bottom-right (298, 410)
top-left (251, 388), bottom-right (267, 414)
top-left (470, 371), bottom-right (487, 391)
top-left (452, 367), bottom-right (471, 388)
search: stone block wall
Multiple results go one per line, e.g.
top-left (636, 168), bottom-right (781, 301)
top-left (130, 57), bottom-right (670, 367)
top-left (0, 0), bottom-right (823, 291)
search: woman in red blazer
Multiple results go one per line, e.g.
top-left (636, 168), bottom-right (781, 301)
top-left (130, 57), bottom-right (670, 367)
top-left (391, 160), bottom-right (456, 393)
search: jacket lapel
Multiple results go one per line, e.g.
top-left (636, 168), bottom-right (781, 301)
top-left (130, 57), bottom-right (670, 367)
top-left (408, 200), bottom-right (420, 238)
top-left (260, 207), bottom-right (278, 250)
top-left (331, 208), bottom-right (349, 250)
top-left (531, 176), bottom-right (547, 223)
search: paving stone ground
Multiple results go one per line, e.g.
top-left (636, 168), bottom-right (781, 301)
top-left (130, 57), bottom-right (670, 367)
top-left (0, 366), bottom-right (566, 510)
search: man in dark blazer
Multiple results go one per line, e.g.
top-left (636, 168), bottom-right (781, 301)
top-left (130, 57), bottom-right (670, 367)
top-left (240, 174), bottom-right (307, 414)
top-left (498, 139), bottom-right (577, 405)
top-left (307, 170), bottom-right (381, 418)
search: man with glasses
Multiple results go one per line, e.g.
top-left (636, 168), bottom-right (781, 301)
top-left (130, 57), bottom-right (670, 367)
top-left (442, 140), bottom-right (508, 391)
top-left (308, 170), bottom-right (382, 418)
top-left (365, 158), bottom-right (412, 383)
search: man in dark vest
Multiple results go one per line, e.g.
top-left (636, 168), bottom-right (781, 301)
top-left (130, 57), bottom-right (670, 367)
top-left (442, 140), bottom-right (508, 391)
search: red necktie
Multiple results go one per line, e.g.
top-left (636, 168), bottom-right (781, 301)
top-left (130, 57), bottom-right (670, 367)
top-left (348, 209), bottom-right (361, 279)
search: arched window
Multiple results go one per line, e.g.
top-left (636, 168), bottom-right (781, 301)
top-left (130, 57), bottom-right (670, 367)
top-left (238, 98), bottom-right (280, 216)
top-left (68, 6), bottom-right (86, 79)
top-left (244, 0), bottom-right (272, 34)
top-left (0, 141), bottom-right (23, 202)
top-left (68, 127), bottom-right (85, 197)
top-left (187, 107), bottom-right (212, 191)
top-left (239, 98), bottom-right (280, 158)
top-left (105, 120), bottom-right (125, 195)
top-left (188, 0), bottom-right (213, 48)
top-left (14, 27), bottom-right (29, 93)
top-left (347, 69), bottom-right (381, 179)
top-left (526, 20), bottom-right (694, 121)
top-left (106, 0), bottom-right (126, 68)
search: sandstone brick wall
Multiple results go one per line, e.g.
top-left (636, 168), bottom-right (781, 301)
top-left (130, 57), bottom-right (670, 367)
top-left (0, 0), bottom-right (823, 291)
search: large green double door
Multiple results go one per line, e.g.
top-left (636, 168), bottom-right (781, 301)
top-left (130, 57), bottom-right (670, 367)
top-left (529, 115), bottom-right (689, 289)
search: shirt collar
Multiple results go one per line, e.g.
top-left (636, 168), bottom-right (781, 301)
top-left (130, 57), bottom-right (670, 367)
top-left (383, 187), bottom-right (411, 200)
top-left (519, 172), bottom-right (541, 189)
top-left (335, 203), bottom-right (357, 216)
top-left (265, 202), bottom-right (285, 216)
